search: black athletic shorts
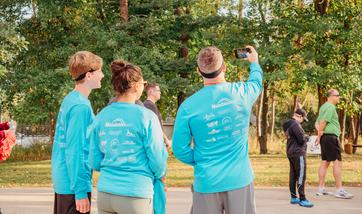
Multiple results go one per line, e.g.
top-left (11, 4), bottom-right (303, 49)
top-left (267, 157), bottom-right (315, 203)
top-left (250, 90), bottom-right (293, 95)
top-left (54, 192), bottom-right (91, 214)
top-left (320, 134), bottom-right (342, 161)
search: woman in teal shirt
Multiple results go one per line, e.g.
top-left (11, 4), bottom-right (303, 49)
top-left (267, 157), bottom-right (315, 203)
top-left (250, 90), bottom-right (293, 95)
top-left (88, 60), bottom-right (168, 214)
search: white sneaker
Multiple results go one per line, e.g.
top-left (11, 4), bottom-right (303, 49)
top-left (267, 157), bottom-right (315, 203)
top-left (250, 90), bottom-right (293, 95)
top-left (316, 188), bottom-right (332, 196)
top-left (334, 189), bottom-right (354, 199)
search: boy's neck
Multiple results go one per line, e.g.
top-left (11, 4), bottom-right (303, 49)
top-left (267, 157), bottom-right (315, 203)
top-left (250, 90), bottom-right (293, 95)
top-left (74, 84), bottom-right (91, 98)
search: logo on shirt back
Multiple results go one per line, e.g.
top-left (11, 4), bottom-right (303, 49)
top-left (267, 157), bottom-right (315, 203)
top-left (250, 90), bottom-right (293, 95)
top-left (212, 98), bottom-right (233, 109)
top-left (126, 130), bottom-right (136, 137)
top-left (123, 140), bottom-right (135, 145)
top-left (204, 113), bottom-right (215, 121)
top-left (208, 129), bottom-right (221, 135)
top-left (110, 139), bottom-right (119, 154)
top-left (98, 131), bottom-right (106, 137)
top-left (206, 137), bottom-right (217, 143)
top-left (232, 130), bottom-right (241, 136)
top-left (222, 116), bottom-right (232, 125)
top-left (224, 126), bottom-right (232, 131)
top-left (105, 118), bottom-right (129, 127)
top-left (109, 130), bottom-right (122, 136)
top-left (206, 121), bottom-right (218, 128)
top-left (235, 105), bottom-right (243, 111)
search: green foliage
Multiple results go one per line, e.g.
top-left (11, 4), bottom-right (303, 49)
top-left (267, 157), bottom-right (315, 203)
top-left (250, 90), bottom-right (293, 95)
top-left (0, 0), bottom-right (361, 143)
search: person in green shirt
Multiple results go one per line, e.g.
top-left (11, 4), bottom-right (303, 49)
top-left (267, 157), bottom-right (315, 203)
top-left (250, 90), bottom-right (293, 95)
top-left (315, 89), bottom-right (353, 199)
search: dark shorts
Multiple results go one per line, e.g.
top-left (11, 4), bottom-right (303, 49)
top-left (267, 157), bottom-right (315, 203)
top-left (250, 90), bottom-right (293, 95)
top-left (320, 134), bottom-right (342, 161)
top-left (54, 192), bottom-right (91, 214)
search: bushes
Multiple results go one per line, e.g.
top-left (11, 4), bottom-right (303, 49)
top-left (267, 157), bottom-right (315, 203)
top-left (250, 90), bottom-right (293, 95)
top-left (4, 141), bottom-right (52, 162)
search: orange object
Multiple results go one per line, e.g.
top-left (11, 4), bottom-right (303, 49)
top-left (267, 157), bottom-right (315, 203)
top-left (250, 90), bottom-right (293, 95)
top-left (0, 130), bottom-right (16, 161)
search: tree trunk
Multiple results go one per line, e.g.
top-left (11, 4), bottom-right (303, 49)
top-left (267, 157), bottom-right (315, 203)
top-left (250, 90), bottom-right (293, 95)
top-left (258, 82), bottom-right (269, 154)
top-left (119, 0), bottom-right (128, 23)
top-left (31, 0), bottom-right (37, 17)
top-left (49, 111), bottom-right (55, 144)
top-left (270, 95), bottom-right (276, 143)
top-left (238, 0), bottom-right (243, 20)
top-left (214, 0), bottom-right (221, 15)
top-left (314, 0), bottom-right (329, 15)
top-left (350, 116), bottom-right (356, 140)
top-left (353, 113), bottom-right (360, 153)
top-left (292, 95), bottom-right (297, 114)
top-left (340, 110), bottom-right (347, 145)
top-left (315, 1), bottom-right (330, 109)
top-left (176, 8), bottom-right (190, 107)
top-left (296, 0), bottom-right (304, 8)
top-left (317, 84), bottom-right (327, 109)
top-left (96, 0), bottom-right (106, 21)
top-left (256, 90), bottom-right (264, 139)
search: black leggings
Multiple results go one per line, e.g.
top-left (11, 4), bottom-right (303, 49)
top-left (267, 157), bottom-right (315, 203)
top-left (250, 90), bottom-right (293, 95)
top-left (288, 156), bottom-right (306, 200)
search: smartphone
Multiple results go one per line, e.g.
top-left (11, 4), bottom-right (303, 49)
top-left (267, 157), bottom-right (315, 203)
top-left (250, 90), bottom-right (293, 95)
top-left (234, 48), bottom-right (252, 59)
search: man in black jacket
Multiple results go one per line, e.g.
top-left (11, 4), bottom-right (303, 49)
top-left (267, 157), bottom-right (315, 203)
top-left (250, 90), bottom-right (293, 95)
top-left (282, 109), bottom-right (313, 208)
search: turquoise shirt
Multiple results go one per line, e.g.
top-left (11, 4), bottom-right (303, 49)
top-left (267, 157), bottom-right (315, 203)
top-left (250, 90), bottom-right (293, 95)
top-left (172, 62), bottom-right (263, 193)
top-left (52, 91), bottom-right (94, 200)
top-left (88, 102), bottom-right (168, 198)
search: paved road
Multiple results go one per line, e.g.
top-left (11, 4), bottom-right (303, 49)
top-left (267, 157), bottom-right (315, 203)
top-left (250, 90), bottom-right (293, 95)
top-left (0, 187), bottom-right (361, 214)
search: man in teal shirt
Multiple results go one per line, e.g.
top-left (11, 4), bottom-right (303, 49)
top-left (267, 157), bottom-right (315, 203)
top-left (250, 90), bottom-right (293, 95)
top-left (315, 89), bottom-right (353, 199)
top-left (52, 51), bottom-right (104, 213)
top-left (172, 46), bottom-right (262, 214)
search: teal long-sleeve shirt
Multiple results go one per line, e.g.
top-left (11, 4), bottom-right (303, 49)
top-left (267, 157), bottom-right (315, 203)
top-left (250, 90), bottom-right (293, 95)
top-left (88, 102), bottom-right (168, 198)
top-left (172, 62), bottom-right (263, 193)
top-left (51, 91), bottom-right (94, 200)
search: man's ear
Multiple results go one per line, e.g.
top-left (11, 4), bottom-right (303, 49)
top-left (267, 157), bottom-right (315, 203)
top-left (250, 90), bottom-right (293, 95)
top-left (222, 63), bottom-right (227, 73)
top-left (85, 71), bottom-right (93, 80)
top-left (196, 67), bottom-right (202, 77)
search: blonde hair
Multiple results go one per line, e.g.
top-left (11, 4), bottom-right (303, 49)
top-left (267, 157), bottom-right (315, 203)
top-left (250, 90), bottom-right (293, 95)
top-left (68, 51), bottom-right (103, 81)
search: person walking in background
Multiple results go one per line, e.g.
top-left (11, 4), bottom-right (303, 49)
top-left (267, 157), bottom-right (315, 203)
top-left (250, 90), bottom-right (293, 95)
top-left (282, 109), bottom-right (313, 207)
top-left (143, 83), bottom-right (172, 148)
top-left (315, 89), bottom-right (353, 199)
top-left (88, 60), bottom-right (168, 214)
top-left (52, 51), bottom-right (104, 214)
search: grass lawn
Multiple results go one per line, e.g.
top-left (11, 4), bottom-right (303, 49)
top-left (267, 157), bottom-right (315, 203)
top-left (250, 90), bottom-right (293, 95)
top-left (1, 154), bottom-right (361, 188)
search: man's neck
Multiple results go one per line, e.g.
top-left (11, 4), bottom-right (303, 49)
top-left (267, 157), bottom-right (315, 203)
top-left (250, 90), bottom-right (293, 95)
top-left (327, 100), bottom-right (336, 105)
top-left (74, 84), bottom-right (91, 98)
top-left (292, 116), bottom-right (300, 123)
top-left (203, 76), bottom-right (226, 86)
top-left (147, 96), bottom-right (157, 103)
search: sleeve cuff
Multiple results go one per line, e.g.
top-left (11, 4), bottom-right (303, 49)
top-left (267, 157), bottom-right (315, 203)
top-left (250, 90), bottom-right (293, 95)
top-left (75, 192), bottom-right (88, 200)
top-left (250, 62), bottom-right (261, 71)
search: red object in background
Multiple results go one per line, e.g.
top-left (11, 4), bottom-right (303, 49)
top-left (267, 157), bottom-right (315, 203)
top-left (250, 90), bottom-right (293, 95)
top-left (0, 130), bottom-right (16, 161)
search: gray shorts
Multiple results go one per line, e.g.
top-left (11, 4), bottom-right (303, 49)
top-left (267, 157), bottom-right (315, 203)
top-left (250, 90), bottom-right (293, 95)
top-left (97, 191), bottom-right (152, 214)
top-left (191, 183), bottom-right (256, 214)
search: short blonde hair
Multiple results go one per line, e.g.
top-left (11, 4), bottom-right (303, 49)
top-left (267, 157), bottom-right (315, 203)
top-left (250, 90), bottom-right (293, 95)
top-left (68, 51), bottom-right (103, 81)
top-left (197, 46), bottom-right (224, 73)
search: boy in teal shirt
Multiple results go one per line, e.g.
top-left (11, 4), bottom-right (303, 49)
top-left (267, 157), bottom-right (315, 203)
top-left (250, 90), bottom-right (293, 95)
top-left (52, 51), bottom-right (104, 213)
